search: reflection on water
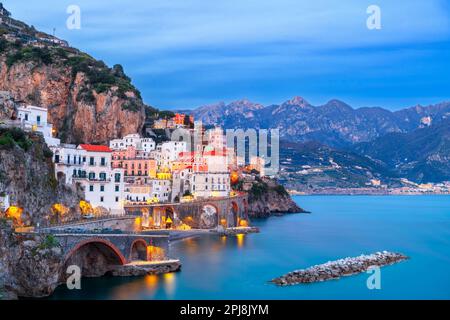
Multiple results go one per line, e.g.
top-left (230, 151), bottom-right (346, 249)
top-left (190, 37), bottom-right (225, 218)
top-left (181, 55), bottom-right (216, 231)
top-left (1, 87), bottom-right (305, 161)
top-left (110, 272), bottom-right (178, 300)
top-left (103, 235), bottom-right (242, 300)
top-left (46, 196), bottom-right (450, 300)
top-left (236, 234), bottom-right (245, 248)
top-left (163, 273), bottom-right (176, 298)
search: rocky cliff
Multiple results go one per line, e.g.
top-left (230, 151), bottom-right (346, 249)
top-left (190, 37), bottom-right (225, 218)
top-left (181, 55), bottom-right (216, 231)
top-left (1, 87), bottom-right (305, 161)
top-left (240, 175), bottom-right (306, 218)
top-left (0, 91), bottom-right (17, 119)
top-left (0, 36), bottom-right (146, 144)
top-left (0, 226), bottom-right (64, 299)
top-left (0, 128), bottom-right (83, 226)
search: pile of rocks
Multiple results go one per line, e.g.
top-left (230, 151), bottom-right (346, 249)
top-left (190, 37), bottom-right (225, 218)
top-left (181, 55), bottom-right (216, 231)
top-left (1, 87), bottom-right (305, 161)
top-left (271, 251), bottom-right (408, 286)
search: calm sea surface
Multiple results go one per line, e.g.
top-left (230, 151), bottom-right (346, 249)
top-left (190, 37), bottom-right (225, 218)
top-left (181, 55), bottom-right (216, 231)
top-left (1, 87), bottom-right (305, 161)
top-left (48, 196), bottom-right (450, 300)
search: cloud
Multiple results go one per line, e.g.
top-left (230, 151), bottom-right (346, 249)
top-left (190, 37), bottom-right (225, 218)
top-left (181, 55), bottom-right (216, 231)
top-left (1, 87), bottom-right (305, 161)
top-left (4, 0), bottom-right (450, 109)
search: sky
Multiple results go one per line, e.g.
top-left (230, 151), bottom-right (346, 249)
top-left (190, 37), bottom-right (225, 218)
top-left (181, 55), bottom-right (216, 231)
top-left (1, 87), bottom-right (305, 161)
top-left (4, 0), bottom-right (450, 110)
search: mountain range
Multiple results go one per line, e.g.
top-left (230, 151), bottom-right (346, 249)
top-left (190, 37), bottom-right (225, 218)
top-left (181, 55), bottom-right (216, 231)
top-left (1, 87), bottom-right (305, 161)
top-left (186, 97), bottom-right (450, 148)
top-left (186, 98), bottom-right (450, 185)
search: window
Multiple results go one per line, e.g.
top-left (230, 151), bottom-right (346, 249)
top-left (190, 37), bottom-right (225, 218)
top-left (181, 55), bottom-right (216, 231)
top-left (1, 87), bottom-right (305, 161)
top-left (115, 197), bottom-right (119, 202)
top-left (100, 185), bottom-right (105, 192)
top-left (114, 173), bottom-right (121, 183)
top-left (36, 115), bottom-right (41, 123)
top-left (89, 157), bottom-right (94, 166)
top-left (24, 114), bottom-right (28, 121)
top-left (88, 172), bottom-right (95, 180)
top-left (115, 185), bottom-right (119, 192)
top-left (83, 157), bottom-right (86, 163)
top-left (89, 185), bottom-right (94, 192)
top-left (101, 157), bottom-right (106, 166)
top-left (55, 154), bottom-right (60, 163)
top-left (99, 172), bottom-right (107, 181)
top-left (67, 155), bottom-right (70, 164)
top-left (100, 196), bottom-right (104, 202)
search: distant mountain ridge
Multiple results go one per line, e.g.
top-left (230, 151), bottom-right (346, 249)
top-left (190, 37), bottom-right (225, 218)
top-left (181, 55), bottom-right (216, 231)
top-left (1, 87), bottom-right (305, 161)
top-left (187, 97), bottom-right (450, 148)
top-left (352, 119), bottom-right (450, 183)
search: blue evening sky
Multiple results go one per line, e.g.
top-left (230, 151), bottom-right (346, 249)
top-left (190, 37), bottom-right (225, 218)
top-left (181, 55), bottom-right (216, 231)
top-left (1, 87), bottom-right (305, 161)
top-left (4, 0), bottom-right (450, 110)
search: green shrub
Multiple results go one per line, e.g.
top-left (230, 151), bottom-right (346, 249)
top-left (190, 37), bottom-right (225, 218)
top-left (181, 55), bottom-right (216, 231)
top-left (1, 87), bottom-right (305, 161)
top-left (43, 146), bottom-right (53, 159)
top-left (0, 128), bottom-right (32, 151)
top-left (0, 134), bottom-right (15, 149)
top-left (6, 51), bottom-right (23, 68)
top-left (122, 100), bottom-right (141, 112)
top-left (0, 38), bottom-right (8, 53)
top-left (273, 184), bottom-right (289, 196)
top-left (38, 234), bottom-right (60, 250)
top-left (6, 47), bottom-right (53, 68)
top-left (249, 182), bottom-right (269, 199)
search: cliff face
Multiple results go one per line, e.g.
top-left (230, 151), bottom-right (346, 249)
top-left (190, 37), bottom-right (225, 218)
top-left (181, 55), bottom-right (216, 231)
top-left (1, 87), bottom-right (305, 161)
top-left (0, 42), bottom-right (146, 144)
top-left (0, 130), bottom-right (82, 226)
top-left (242, 176), bottom-right (305, 218)
top-left (0, 226), bottom-right (63, 299)
top-left (0, 91), bottom-right (17, 119)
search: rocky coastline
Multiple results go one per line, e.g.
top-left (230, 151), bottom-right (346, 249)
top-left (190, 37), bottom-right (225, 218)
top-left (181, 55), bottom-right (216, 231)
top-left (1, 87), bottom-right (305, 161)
top-left (243, 176), bottom-right (307, 218)
top-left (271, 251), bottom-right (408, 286)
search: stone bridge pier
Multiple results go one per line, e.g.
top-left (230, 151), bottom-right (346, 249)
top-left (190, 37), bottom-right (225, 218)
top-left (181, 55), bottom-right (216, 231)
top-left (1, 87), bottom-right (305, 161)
top-left (125, 194), bottom-right (249, 229)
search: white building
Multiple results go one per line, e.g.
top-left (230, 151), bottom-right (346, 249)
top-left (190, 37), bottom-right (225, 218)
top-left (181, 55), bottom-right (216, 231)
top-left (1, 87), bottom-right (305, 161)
top-left (0, 194), bottom-right (10, 212)
top-left (52, 144), bottom-right (86, 184)
top-left (110, 133), bottom-right (156, 153)
top-left (52, 144), bottom-right (125, 215)
top-left (17, 105), bottom-right (60, 147)
top-left (125, 185), bottom-right (152, 203)
top-left (171, 168), bottom-right (192, 202)
top-left (190, 172), bottom-right (230, 199)
top-left (156, 141), bottom-right (187, 169)
top-left (148, 178), bottom-right (172, 203)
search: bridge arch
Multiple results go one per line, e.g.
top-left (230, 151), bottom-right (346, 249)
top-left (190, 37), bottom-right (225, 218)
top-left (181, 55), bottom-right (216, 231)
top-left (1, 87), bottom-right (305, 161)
top-left (63, 238), bottom-right (127, 279)
top-left (130, 239), bottom-right (148, 261)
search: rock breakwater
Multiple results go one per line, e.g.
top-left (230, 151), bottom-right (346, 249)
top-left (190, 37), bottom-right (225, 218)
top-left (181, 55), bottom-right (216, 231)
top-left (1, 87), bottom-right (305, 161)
top-left (271, 251), bottom-right (408, 286)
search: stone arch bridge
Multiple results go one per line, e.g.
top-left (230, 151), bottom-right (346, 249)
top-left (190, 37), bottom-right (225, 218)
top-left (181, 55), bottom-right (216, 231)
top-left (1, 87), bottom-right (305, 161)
top-left (124, 194), bottom-right (249, 229)
top-left (52, 233), bottom-right (170, 267)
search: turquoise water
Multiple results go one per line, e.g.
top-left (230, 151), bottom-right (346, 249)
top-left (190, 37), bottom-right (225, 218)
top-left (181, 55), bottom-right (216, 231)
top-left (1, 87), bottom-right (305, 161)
top-left (49, 196), bottom-right (450, 300)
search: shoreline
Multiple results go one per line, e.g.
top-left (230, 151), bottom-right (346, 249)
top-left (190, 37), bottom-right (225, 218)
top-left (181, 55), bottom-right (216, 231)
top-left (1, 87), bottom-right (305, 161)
top-left (289, 192), bottom-right (450, 196)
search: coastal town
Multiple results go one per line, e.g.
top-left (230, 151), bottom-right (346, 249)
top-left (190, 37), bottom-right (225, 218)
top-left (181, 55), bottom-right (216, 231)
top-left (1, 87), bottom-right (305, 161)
top-left (1, 103), bottom-right (269, 230)
top-left (0, 2), bottom-right (448, 303)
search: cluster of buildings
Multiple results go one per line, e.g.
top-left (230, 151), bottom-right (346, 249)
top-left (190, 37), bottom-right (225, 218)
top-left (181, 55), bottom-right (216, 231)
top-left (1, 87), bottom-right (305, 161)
top-left (51, 128), bottom-right (233, 215)
top-left (153, 113), bottom-right (194, 129)
top-left (11, 105), bottom-right (236, 216)
top-left (5, 103), bottom-right (275, 219)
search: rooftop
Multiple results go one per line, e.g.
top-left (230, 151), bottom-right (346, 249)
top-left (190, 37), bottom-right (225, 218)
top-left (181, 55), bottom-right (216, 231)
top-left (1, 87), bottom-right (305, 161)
top-left (79, 144), bottom-right (112, 153)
